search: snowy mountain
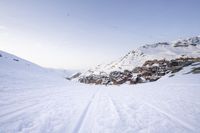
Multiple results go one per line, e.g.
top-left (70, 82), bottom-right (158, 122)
top-left (83, 36), bottom-right (200, 75)
top-left (0, 53), bottom-right (200, 132)
top-left (0, 45), bottom-right (200, 132)
top-left (77, 36), bottom-right (200, 85)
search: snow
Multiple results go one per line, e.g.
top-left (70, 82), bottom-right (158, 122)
top-left (0, 50), bottom-right (71, 91)
top-left (0, 50), bottom-right (200, 133)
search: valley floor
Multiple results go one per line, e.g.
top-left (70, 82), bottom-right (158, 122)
top-left (0, 70), bottom-right (200, 133)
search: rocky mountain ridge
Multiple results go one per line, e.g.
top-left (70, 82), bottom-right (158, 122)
top-left (69, 36), bottom-right (200, 85)
top-left (78, 57), bottom-right (200, 85)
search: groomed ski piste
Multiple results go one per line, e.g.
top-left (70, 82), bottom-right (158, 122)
top-left (0, 50), bottom-right (200, 133)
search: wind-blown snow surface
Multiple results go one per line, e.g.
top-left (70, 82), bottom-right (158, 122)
top-left (0, 51), bottom-right (200, 133)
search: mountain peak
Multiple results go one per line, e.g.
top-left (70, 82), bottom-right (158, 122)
top-left (80, 36), bottom-right (200, 77)
top-left (173, 36), bottom-right (200, 47)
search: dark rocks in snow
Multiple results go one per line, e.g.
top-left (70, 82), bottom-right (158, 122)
top-left (170, 60), bottom-right (179, 67)
top-left (142, 42), bottom-right (170, 49)
top-left (190, 43), bottom-right (197, 46)
top-left (0, 54), bottom-right (2, 57)
top-left (13, 59), bottom-right (19, 62)
top-left (191, 67), bottom-right (200, 74)
top-left (174, 37), bottom-right (200, 47)
top-left (109, 71), bottom-right (135, 85)
top-left (185, 67), bottom-right (200, 74)
top-left (79, 74), bottom-right (110, 85)
top-left (78, 57), bottom-right (200, 85)
top-left (79, 71), bottom-right (145, 85)
top-left (174, 41), bottom-right (189, 47)
top-left (66, 72), bottom-right (82, 80)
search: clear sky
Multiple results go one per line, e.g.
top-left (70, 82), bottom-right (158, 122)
top-left (0, 0), bottom-right (200, 69)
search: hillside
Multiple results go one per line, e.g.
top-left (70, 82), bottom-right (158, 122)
top-left (0, 50), bottom-right (200, 132)
top-left (0, 50), bottom-right (70, 91)
top-left (76, 36), bottom-right (200, 85)
top-left (89, 36), bottom-right (200, 73)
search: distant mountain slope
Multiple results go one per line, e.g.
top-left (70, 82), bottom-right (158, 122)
top-left (84, 36), bottom-right (200, 75)
top-left (0, 50), bottom-right (69, 90)
top-left (77, 36), bottom-right (200, 85)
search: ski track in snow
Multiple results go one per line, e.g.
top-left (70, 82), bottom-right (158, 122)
top-left (72, 88), bottom-right (100, 133)
top-left (0, 70), bottom-right (200, 133)
top-left (0, 81), bottom-right (200, 133)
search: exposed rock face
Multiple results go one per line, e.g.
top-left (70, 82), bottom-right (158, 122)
top-left (77, 57), bottom-right (200, 85)
top-left (173, 36), bottom-right (200, 47)
top-left (79, 74), bottom-right (111, 85)
top-left (79, 36), bottom-right (200, 78)
top-left (76, 36), bottom-right (200, 85)
top-left (185, 63), bottom-right (200, 74)
top-left (13, 59), bottom-right (19, 62)
top-left (189, 67), bottom-right (200, 74)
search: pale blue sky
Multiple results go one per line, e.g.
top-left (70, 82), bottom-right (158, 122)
top-left (0, 0), bottom-right (200, 69)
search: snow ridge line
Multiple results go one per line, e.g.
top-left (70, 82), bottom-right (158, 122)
top-left (143, 102), bottom-right (195, 132)
top-left (72, 88), bottom-right (100, 133)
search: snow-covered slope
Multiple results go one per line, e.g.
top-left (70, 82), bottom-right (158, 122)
top-left (0, 50), bottom-right (49, 76)
top-left (0, 50), bottom-right (69, 90)
top-left (0, 52), bottom-right (200, 132)
top-left (83, 36), bottom-right (200, 75)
